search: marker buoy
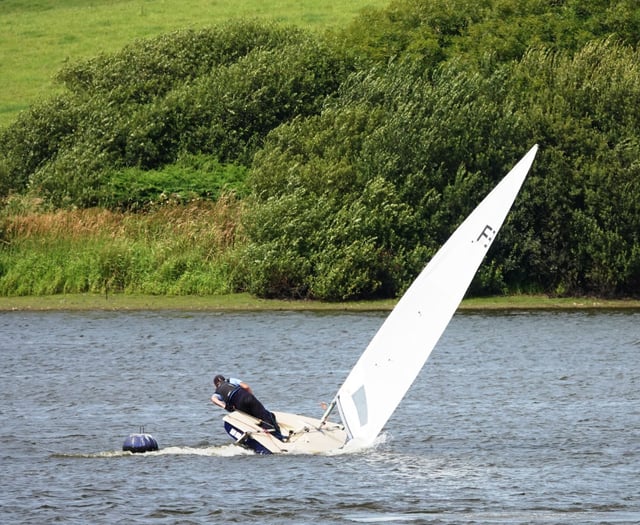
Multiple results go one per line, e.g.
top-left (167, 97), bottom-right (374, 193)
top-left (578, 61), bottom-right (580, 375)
top-left (122, 426), bottom-right (159, 453)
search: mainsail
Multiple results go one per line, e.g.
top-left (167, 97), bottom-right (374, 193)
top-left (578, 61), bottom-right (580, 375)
top-left (333, 145), bottom-right (539, 446)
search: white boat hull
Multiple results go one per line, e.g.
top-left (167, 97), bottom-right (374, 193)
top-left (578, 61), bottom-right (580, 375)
top-left (223, 411), bottom-right (348, 454)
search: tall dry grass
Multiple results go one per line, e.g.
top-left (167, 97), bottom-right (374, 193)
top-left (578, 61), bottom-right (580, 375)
top-left (0, 196), bottom-right (246, 295)
top-left (2, 195), bottom-right (243, 248)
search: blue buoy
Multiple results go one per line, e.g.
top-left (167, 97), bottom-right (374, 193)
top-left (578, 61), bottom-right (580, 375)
top-left (123, 427), bottom-right (159, 453)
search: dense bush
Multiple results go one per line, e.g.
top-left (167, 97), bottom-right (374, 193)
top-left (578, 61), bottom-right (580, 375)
top-left (55, 21), bottom-right (317, 101)
top-left (100, 154), bottom-right (248, 210)
top-left (239, 58), bottom-right (525, 300)
top-left (0, 96), bottom-right (80, 196)
top-left (240, 38), bottom-right (640, 300)
top-left (337, 0), bottom-right (640, 68)
top-left (504, 40), bottom-right (640, 297)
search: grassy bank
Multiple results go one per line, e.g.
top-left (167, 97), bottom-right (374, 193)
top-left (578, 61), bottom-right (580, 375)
top-left (2, 201), bottom-right (638, 310)
top-left (5, 204), bottom-right (639, 309)
top-left (1, 293), bottom-right (639, 312)
top-left (0, 0), bottom-right (388, 128)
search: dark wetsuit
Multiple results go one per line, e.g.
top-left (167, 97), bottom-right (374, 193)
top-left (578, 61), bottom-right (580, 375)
top-left (215, 381), bottom-right (283, 438)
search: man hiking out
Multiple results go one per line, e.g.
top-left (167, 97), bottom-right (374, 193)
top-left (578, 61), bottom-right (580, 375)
top-left (211, 374), bottom-right (283, 439)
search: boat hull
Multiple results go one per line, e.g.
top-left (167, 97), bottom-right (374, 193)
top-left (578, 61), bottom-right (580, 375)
top-left (222, 410), bottom-right (348, 454)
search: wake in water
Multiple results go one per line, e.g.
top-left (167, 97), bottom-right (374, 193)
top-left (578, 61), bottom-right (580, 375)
top-left (52, 435), bottom-right (387, 459)
top-left (322, 432), bottom-right (388, 457)
top-left (52, 443), bottom-right (254, 459)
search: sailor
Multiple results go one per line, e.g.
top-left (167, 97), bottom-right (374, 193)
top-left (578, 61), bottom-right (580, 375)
top-left (211, 374), bottom-right (283, 438)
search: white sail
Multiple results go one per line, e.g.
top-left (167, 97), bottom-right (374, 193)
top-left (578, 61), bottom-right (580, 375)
top-left (334, 145), bottom-right (539, 446)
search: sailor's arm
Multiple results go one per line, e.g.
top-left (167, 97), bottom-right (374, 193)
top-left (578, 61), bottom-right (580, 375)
top-left (211, 395), bottom-right (226, 409)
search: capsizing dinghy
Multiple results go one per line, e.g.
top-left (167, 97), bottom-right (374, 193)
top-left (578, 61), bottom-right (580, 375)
top-left (221, 145), bottom-right (539, 454)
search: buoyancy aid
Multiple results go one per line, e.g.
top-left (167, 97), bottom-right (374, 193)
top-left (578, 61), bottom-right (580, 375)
top-left (215, 381), bottom-right (240, 411)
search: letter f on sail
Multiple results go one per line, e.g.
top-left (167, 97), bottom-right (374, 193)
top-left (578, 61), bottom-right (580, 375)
top-left (476, 225), bottom-right (496, 247)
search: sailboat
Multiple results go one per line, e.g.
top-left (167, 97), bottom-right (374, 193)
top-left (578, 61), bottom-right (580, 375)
top-left (221, 144), bottom-right (539, 454)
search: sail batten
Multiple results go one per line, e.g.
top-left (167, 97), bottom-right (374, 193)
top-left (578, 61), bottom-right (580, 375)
top-left (335, 145), bottom-right (539, 447)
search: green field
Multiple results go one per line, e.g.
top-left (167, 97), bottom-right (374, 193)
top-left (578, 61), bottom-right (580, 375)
top-left (0, 0), bottom-right (388, 128)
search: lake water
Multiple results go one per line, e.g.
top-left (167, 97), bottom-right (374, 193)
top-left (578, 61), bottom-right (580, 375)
top-left (1, 309), bottom-right (639, 524)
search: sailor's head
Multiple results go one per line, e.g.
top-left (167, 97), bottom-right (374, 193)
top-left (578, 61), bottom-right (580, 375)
top-left (213, 374), bottom-right (225, 387)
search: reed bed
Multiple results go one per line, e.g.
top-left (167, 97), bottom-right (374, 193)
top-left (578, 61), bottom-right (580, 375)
top-left (3, 196), bottom-right (241, 245)
top-left (0, 196), bottom-right (245, 296)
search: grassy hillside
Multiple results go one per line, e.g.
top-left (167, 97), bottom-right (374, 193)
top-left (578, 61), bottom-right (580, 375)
top-left (0, 0), bottom-right (388, 128)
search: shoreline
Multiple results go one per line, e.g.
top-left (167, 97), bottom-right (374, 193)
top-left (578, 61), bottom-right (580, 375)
top-left (1, 293), bottom-right (639, 312)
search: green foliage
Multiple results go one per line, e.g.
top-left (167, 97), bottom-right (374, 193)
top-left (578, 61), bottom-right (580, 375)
top-left (0, 96), bottom-right (79, 196)
top-left (167, 35), bottom-right (351, 165)
top-left (55, 22), bottom-right (310, 102)
top-left (337, 0), bottom-right (640, 68)
top-left (0, 201), bottom-right (241, 296)
top-left (0, 239), bottom-right (236, 296)
top-left (240, 58), bottom-right (528, 300)
top-left (500, 40), bottom-right (640, 297)
top-left (2, 4), bottom-right (640, 300)
top-left (241, 37), bottom-right (640, 300)
top-left (100, 155), bottom-right (248, 210)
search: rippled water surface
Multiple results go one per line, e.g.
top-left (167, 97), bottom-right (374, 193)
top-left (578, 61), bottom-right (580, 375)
top-left (1, 309), bottom-right (639, 524)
